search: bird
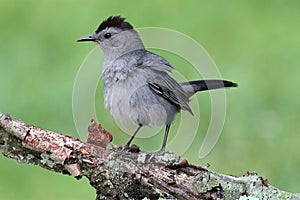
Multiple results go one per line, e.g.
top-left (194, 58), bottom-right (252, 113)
top-left (77, 16), bottom-right (237, 153)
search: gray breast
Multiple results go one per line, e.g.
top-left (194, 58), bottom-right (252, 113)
top-left (101, 49), bottom-right (181, 127)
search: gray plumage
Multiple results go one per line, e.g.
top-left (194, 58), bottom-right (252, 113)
top-left (102, 49), bottom-right (192, 127)
top-left (77, 16), bottom-right (237, 152)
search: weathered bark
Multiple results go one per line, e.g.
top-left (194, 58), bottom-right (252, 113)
top-left (0, 112), bottom-right (299, 200)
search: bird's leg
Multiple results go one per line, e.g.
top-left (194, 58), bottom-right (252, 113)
top-left (123, 125), bottom-right (142, 150)
top-left (158, 124), bottom-right (171, 153)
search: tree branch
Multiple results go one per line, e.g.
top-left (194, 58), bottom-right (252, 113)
top-left (0, 112), bottom-right (299, 199)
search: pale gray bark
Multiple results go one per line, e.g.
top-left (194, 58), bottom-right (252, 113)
top-left (0, 112), bottom-right (299, 200)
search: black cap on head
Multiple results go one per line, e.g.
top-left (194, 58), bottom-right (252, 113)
top-left (95, 16), bottom-right (133, 34)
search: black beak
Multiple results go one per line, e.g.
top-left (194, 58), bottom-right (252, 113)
top-left (77, 34), bottom-right (95, 42)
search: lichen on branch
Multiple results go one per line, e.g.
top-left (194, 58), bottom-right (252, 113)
top-left (0, 112), bottom-right (299, 200)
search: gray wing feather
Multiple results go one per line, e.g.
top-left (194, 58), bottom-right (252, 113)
top-left (138, 51), bottom-right (174, 72)
top-left (137, 50), bottom-right (193, 115)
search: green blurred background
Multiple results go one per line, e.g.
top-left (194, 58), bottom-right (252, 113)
top-left (1, 0), bottom-right (300, 199)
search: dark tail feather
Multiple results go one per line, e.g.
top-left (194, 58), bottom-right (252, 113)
top-left (181, 80), bottom-right (238, 97)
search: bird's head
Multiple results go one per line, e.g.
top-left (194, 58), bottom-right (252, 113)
top-left (77, 16), bottom-right (144, 58)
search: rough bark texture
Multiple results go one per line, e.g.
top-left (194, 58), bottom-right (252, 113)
top-left (0, 112), bottom-right (299, 200)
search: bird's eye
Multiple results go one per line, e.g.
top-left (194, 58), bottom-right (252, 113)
top-left (104, 33), bottom-right (112, 39)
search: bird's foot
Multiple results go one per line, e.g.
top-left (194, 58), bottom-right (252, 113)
top-left (122, 144), bottom-right (141, 153)
top-left (122, 144), bottom-right (129, 151)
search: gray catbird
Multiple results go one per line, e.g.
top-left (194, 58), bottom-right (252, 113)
top-left (77, 16), bottom-right (237, 153)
